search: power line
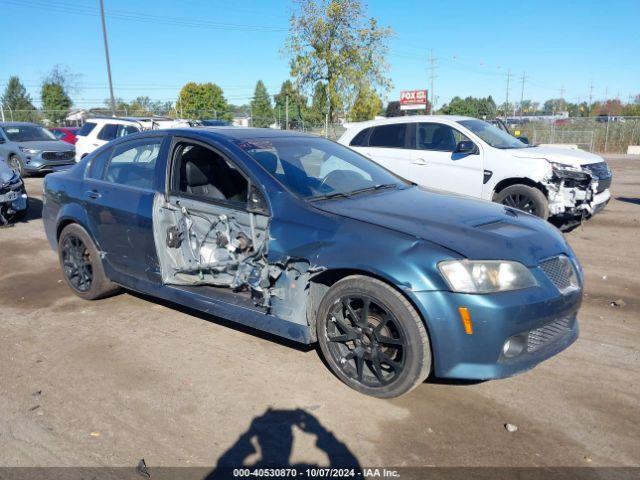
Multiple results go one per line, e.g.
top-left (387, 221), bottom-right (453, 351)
top-left (2, 0), bottom-right (287, 32)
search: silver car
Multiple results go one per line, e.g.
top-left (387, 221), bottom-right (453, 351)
top-left (0, 122), bottom-right (76, 176)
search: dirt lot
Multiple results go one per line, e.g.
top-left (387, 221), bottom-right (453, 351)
top-left (1, 156), bottom-right (638, 470)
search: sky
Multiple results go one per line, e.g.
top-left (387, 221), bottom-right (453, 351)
top-left (1, 0), bottom-right (639, 111)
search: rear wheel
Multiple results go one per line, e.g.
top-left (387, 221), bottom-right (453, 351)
top-left (494, 184), bottom-right (549, 219)
top-left (58, 223), bottom-right (119, 300)
top-left (317, 275), bottom-right (431, 398)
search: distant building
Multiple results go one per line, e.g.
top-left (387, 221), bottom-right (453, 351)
top-left (232, 116), bottom-right (250, 127)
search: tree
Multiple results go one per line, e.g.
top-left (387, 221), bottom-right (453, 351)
top-left (250, 80), bottom-right (274, 128)
top-left (1, 76), bottom-right (37, 122)
top-left (274, 80), bottom-right (308, 128)
top-left (41, 83), bottom-right (72, 125)
top-left (439, 96), bottom-right (494, 118)
top-left (176, 82), bottom-right (231, 120)
top-left (285, 0), bottom-right (392, 123)
top-left (349, 84), bottom-right (382, 121)
top-left (385, 101), bottom-right (403, 117)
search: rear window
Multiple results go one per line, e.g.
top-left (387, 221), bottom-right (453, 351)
top-left (369, 124), bottom-right (407, 148)
top-left (77, 122), bottom-right (97, 137)
top-left (350, 127), bottom-right (371, 146)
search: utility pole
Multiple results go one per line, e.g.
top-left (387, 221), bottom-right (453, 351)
top-left (519, 72), bottom-right (526, 117)
top-left (99, 0), bottom-right (116, 117)
top-left (428, 49), bottom-right (437, 114)
top-left (588, 81), bottom-right (594, 115)
top-left (504, 69), bottom-right (511, 118)
top-left (285, 94), bottom-right (289, 130)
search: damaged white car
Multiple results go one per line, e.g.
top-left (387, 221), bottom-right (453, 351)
top-left (339, 116), bottom-right (612, 225)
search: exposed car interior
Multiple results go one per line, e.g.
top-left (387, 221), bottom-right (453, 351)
top-left (153, 141), bottom-right (273, 305)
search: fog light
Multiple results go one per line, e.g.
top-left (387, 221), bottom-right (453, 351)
top-left (502, 335), bottom-right (526, 358)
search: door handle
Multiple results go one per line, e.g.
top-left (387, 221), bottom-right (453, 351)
top-left (412, 158), bottom-right (428, 165)
top-left (85, 190), bottom-right (101, 200)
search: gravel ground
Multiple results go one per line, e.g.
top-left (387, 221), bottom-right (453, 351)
top-left (0, 156), bottom-right (638, 469)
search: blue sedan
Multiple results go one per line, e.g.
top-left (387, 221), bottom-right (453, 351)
top-left (42, 127), bottom-right (581, 398)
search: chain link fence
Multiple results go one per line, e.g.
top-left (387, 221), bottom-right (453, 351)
top-left (507, 117), bottom-right (640, 153)
top-left (4, 108), bottom-right (639, 151)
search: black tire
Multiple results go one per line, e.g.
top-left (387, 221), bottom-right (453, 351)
top-left (9, 155), bottom-right (26, 177)
top-left (58, 223), bottom-right (120, 300)
top-left (317, 275), bottom-right (431, 398)
top-left (494, 184), bottom-right (549, 219)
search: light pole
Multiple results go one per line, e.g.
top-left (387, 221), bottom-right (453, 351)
top-left (99, 0), bottom-right (116, 117)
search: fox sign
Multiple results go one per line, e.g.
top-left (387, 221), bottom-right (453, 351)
top-left (400, 90), bottom-right (428, 110)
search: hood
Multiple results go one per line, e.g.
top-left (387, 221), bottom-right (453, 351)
top-left (313, 187), bottom-right (569, 267)
top-left (512, 146), bottom-right (603, 167)
top-left (0, 161), bottom-right (16, 184)
top-left (16, 140), bottom-right (74, 152)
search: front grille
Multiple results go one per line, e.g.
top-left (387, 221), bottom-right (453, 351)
top-left (584, 162), bottom-right (611, 180)
top-left (42, 151), bottom-right (74, 161)
top-left (539, 256), bottom-right (579, 294)
top-left (527, 315), bottom-right (575, 352)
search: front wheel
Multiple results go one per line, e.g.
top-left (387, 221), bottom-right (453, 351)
top-left (494, 184), bottom-right (549, 219)
top-left (317, 275), bottom-right (431, 398)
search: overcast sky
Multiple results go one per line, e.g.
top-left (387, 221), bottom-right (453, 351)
top-left (2, 0), bottom-right (639, 109)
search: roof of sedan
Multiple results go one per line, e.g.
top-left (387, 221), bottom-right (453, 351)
top-left (170, 126), bottom-right (317, 140)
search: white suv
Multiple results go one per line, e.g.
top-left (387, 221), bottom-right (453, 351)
top-left (75, 117), bottom-right (143, 162)
top-left (75, 117), bottom-right (194, 162)
top-left (339, 115), bottom-right (612, 222)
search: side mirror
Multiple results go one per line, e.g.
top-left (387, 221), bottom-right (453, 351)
top-left (455, 140), bottom-right (476, 154)
top-left (517, 136), bottom-right (530, 145)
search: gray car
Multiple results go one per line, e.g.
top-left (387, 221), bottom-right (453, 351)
top-left (0, 122), bottom-right (76, 176)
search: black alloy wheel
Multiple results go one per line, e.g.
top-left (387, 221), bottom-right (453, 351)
top-left (325, 295), bottom-right (408, 387)
top-left (61, 234), bottom-right (93, 292)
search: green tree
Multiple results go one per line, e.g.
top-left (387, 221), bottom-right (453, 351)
top-left (285, 0), bottom-right (392, 123)
top-left (250, 80), bottom-right (274, 128)
top-left (274, 80), bottom-right (309, 128)
top-left (1, 76), bottom-right (37, 122)
top-left (349, 84), bottom-right (382, 121)
top-left (176, 82), bottom-right (231, 120)
top-left (41, 83), bottom-right (72, 125)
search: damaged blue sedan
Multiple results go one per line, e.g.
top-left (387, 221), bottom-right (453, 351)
top-left (43, 127), bottom-right (581, 398)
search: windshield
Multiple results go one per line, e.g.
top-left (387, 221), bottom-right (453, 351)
top-left (458, 119), bottom-right (527, 149)
top-left (236, 136), bottom-right (407, 199)
top-left (3, 125), bottom-right (57, 142)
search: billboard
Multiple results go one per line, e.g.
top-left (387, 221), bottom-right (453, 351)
top-left (400, 90), bottom-right (428, 110)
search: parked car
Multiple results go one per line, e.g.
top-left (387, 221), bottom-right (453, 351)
top-left (339, 116), bottom-right (611, 222)
top-left (0, 159), bottom-right (28, 225)
top-left (43, 127), bottom-right (582, 398)
top-left (75, 117), bottom-right (144, 162)
top-left (75, 117), bottom-right (195, 161)
top-left (0, 122), bottom-right (76, 176)
top-left (201, 119), bottom-right (231, 126)
top-left (50, 126), bottom-right (80, 144)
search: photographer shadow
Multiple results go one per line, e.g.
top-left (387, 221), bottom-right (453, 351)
top-left (206, 408), bottom-right (361, 479)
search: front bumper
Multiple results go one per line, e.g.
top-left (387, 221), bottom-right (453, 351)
top-left (408, 274), bottom-right (581, 380)
top-left (20, 151), bottom-right (76, 173)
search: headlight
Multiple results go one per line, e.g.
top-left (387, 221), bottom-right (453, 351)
top-left (550, 162), bottom-right (590, 180)
top-left (18, 147), bottom-right (42, 155)
top-left (438, 260), bottom-right (537, 293)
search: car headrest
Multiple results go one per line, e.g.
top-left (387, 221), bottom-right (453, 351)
top-left (184, 156), bottom-right (212, 188)
top-left (253, 151), bottom-right (278, 174)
